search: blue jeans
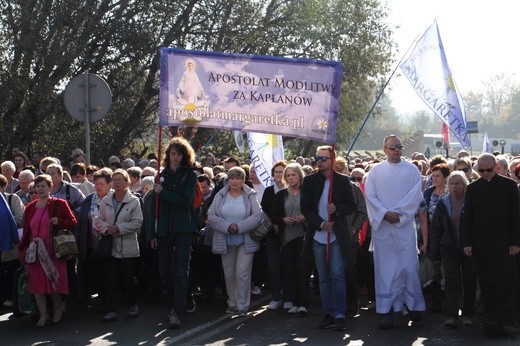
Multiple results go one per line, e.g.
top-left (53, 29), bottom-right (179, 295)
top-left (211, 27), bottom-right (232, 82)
top-left (157, 233), bottom-right (193, 315)
top-left (313, 239), bottom-right (346, 319)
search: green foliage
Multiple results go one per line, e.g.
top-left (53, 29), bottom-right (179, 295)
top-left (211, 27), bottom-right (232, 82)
top-left (0, 0), bottom-right (395, 163)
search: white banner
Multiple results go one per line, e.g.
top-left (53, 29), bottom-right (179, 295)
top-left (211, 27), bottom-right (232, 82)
top-left (247, 132), bottom-right (284, 187)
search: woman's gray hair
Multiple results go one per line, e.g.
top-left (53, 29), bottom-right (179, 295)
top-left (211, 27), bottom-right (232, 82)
top-left (282, 163), bottom-right (304, 185)
top-left (141, 176), bottom-right (155, 190)
top-left (226, 166), bottom-right (246, 180)
top-left (446, 170), bottom-right (469, 192)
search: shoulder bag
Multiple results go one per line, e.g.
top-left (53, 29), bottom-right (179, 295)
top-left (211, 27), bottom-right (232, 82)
top-left (52, 200), bottom-right (79, 260)
top-left (91, 202), bottom-right (127, 259)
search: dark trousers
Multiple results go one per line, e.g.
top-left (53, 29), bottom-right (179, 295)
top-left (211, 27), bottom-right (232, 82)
top-left (281, 237), bottom-right (308, 307)
top-left (474, 252), bottom-right (517, 325)
top-left (157, 233), bottom-right (193, 315)
top-left (266, 232), bottom-right (283, 301)
top-left (442, 256), bottom-right (477, 319)
top-left (77, 249), bottom-right (105, 302)
top-left (0, 259), bottom-right (19, 301)
top-left (103, 257), bottom-right (137, 312)
top-left (345, 241), bottom-right (359, 314)
top-left (357, 236), bottom-right (375, 302)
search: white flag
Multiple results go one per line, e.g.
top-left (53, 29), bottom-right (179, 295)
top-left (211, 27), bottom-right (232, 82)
top-left (247, 132), bottom-right (284, 187)
top-left (400, 20), bottom-right (470, 148)
top-left (482, 132), bottom-right (491, 153)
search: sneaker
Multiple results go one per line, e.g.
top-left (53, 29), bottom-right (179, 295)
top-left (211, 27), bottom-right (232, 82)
top-left (128, 304), bottom-right (139, 318)
top-left (297, 306), bottom-right (308, 317)
top-left (317, 314), bottom-right (335, 329)
top-left (2, 300), bottom-right (13, 308)
top-left (367, 301), bottom-right (376, 310)
top-left (237, 310), bottom-right (247, 317)
top-left (444, 318), bottom-right (457, 329)
top-left (101, 312), bottom-right (117, 322)
top-left (225, 306), bottom-right (238, 314)
top-left (168, 312), bottom-right (181, 329)
top-left (288, 306), bottom-right (299, 314)
top-left (185, 296), bottom-right (196, 313)
top-left (462, 317), bottom-right (474, 326)
top-left (334, 318), bottom-right (347, 331)
top-left (251, 286), bottom-right (262, 295)
top-left (267, 300), bottom-right (282, 310)
top-left (283, 302), bottom-right (294, 310)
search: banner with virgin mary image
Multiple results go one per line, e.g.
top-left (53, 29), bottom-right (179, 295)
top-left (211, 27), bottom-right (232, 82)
top-left (159, 48), bottom-right (342, 143)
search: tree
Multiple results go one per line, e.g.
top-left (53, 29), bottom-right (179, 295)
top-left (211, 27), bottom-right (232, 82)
top-left (0, 0), bottom-right (395, 163)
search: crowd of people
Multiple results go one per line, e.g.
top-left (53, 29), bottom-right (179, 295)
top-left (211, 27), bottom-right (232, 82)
top-left (1, 136), bottom-right (520, 338)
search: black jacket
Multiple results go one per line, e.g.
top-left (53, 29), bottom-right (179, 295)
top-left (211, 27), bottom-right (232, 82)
top-left (300, 171), bottom-right (356, 259)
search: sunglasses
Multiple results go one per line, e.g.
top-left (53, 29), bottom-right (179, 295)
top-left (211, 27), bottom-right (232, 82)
top-left (478, 167), bottom-right (494, 173)
top-left (457, 167), bottom-right (469, 173)
top-left (386, 144), bottom-right (403, 151)
top-left (315, 156), bottom-right (331, 163)
top-left (351, 176), bottom-right (363, 182)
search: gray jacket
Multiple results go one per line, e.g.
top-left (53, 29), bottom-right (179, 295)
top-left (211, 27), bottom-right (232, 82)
top-left (208, 184), bottom-right (262, 255)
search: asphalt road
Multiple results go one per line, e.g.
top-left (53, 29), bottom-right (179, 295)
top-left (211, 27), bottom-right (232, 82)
top-left (1, 289), bottom-right (519, 345)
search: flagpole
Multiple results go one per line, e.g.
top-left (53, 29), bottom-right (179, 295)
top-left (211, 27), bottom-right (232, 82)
top-left (195, 129), bottom-right (219, 162)
top-left (346, 32), bottom-right (422, 158)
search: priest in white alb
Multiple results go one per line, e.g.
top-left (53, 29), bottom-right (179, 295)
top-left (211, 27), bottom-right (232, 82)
top-left (364, 135), bottom-right (426, 329)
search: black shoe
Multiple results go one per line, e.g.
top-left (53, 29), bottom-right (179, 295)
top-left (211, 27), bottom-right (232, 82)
top-left (485, 320), bottom-right (500, 337)
top-left (334, 318), bottom-right (347, 331)
top-left (317, 314), bottom-right (335, 329)
top-left (168, 312), bottom-right (181, 329)
top-left (408, 311), bottom-right (421, 323)
top-left (101, 312), bottom-right (117, 322)
top-left (378, 314), bottom-right (394, 330)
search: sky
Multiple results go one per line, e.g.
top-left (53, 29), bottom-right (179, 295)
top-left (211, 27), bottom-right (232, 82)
top-left (386, 0), bottom-right (520, 114)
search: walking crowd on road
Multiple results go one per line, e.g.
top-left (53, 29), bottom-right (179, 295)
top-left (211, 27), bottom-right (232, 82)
top-left (2, 135), bottom-right (520, 339)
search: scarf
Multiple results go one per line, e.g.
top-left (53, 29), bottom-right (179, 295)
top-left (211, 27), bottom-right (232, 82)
top-left (32, 237), bottom-right (60, 290)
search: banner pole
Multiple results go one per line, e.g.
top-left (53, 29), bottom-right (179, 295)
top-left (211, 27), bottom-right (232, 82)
top-left (326, 144), bottom-right (336, 264)
top-left (154, 125), bottom-right (163, 235)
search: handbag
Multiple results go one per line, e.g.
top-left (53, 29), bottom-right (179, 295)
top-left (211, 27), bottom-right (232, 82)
top-left (54, 229), bottom-right (79, 260)
top-left (91, 202), bottom-right (126, 259)
top-left (52, 200), bottom-right (79, 260)
top-left (91, 235), bottom-right (113, 259)
top-left (418, 253), bottom-right (436, 288)
top-left (250, 213), bottom-right (273, 242)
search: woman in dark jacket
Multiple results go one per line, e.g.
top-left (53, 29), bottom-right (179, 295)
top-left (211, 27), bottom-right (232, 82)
top-left (271, 163), bottom-right (308, 316)
top-left (260, 160), bottom-right (287, 310)
top-left (76, 168), bottom-right (112, 302)
top-left (430, 171), bottom-right (477, 329)
top-left (147, 137), bottom-right (198, 329)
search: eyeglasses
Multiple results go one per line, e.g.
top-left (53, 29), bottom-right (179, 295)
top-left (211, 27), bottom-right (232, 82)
top-left (385, 144), bottom-right (403, 151)
top-left (478, 167), bottom-right (494, 173)
top-left (315, 156), bottom-right (331, 162)
top-left (351, 176), bottom-right (363, 182)
top-left (457, 167), bottom-right (469, 173)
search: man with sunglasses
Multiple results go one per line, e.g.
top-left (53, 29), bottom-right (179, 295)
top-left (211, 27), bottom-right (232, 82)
top-left (463, 153), bottom-right (520, 337)
top-left (365, 135), bottom-right (425, 329)
top-left (301, 145), bottom-right (356, 331)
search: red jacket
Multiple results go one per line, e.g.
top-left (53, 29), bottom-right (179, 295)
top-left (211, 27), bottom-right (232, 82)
top-left (18, 197), bottom-right (77, 262)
